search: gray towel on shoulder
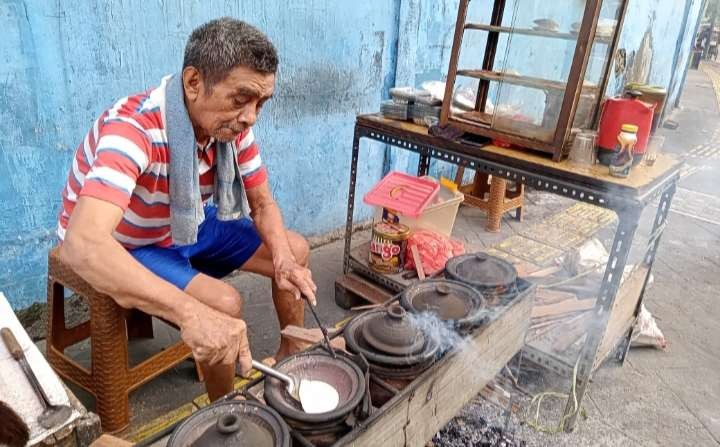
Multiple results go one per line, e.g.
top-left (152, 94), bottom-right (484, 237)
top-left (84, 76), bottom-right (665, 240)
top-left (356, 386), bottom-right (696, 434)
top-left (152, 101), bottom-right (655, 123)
top-left (165, 73), bottom-right (250, 246)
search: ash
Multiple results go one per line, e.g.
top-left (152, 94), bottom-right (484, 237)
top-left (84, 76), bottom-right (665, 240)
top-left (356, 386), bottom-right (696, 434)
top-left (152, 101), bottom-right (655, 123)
top-left (432, 415), bottom-right (526, 447)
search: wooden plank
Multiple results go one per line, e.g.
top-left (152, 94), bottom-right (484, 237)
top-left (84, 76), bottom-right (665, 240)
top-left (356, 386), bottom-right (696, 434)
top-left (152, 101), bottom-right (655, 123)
top-left (90, 434), bottom-right (134, 447)
top-left (338, 289), bottom-right (533, 446)
top-left (356, 114), bottom-right (682, 195)
top-left (335, 270), bottom-right (394, 309)
top-left (341, 303), bottom-right (528, 446)
top-left (552, 312), bottom-right (593, 353)
top-left (463, 23), bottom-right (612, 44)
top-left (526, 265), bottom-right (563, 278)
top-left (594, 266), bottom-right (649, 369)
top-left (124, 403), bottom-right (195, 444)
top-left (479, 380), bottom-right (520, 413)
top-left (410, 245), bottom-right (426, 280)
top-left (280, 326), bottom-right (346, 352)
top-left (445, 115), bottom-right (559, 155)
top-left (457, 69), bottom-right (577, 92)
top-left (350, 243), bottom-right (409, 288)
top-left (454, 110), bottom-right (557, 144)
top-left (535, 289), bottom-right (579, 304)
top-left (531, 297), bottom-right (595, 318)
top-left (405, 317), bottom-right (528, 447)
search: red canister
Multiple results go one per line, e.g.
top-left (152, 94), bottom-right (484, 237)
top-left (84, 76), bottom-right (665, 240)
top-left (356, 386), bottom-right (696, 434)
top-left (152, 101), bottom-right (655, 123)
top-left (597, 91), bottom-right (655, 165)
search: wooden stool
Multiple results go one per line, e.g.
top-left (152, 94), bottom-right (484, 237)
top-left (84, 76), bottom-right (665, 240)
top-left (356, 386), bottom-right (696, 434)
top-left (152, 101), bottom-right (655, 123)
top-left (45, 248), bottom-right (196, 433)
top-left (454, 168), bottom-right (524, 232)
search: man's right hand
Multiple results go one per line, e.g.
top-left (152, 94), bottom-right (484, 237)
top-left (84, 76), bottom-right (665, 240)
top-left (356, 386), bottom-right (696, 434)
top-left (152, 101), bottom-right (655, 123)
top-left (179, 303), bottom-right (253, 376)
top-left (62, 197), bottom-right (254, 377)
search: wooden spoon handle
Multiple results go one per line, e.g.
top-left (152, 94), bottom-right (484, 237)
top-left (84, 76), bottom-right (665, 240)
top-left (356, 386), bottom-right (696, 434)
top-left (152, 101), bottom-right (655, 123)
top-left (1, 327), bottom-right (24, 361)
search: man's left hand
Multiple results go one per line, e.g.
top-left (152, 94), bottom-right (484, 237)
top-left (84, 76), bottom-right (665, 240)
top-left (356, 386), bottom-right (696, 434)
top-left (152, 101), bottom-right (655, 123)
top-left (274, 255), bottom-right (317, 305)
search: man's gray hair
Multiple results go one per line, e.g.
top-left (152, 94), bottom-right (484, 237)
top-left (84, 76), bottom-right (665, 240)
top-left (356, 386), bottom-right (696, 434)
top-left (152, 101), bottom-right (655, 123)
top-left (183, 17), bottom-right (278, 89)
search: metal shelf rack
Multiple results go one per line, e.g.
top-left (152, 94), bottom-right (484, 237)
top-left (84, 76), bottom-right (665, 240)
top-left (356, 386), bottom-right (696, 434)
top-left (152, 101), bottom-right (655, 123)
top-left (338, 114), bottom-right (681, 432)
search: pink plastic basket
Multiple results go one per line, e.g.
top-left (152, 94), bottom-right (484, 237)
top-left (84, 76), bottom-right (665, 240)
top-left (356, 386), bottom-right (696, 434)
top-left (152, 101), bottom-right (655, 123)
top-left (363, 171), bottom-right (440, 218)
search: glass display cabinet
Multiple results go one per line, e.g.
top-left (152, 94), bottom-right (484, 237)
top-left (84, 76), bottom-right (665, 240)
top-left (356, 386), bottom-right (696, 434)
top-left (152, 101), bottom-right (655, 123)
top-left (440, 0), bottom-right (629, 160)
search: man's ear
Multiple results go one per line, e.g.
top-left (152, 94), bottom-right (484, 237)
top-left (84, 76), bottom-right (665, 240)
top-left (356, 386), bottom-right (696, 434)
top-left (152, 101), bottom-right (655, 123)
top-left (182, 67), bottom-right (203, 102)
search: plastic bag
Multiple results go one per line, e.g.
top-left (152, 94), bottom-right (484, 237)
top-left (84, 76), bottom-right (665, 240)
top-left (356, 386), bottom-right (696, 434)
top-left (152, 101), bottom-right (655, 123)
top-left (404, 229), bottom-right (465, 275)
top-left (631, 304), bottom-right (667, 349)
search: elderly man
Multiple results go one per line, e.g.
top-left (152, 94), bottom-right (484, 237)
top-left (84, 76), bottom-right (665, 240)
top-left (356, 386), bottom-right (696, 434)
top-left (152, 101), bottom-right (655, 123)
top-left (57, 18), bottom-right (317, 401)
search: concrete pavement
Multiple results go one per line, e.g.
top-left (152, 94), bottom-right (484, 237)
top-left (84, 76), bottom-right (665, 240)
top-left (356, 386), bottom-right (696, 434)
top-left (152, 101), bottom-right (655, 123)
top-left (51, 66), bottom-right (720, 446)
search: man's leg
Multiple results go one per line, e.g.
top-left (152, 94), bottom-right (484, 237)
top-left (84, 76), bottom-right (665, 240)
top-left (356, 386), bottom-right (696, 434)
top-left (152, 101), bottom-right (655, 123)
top-left (240, 231), bottom-right (310, 360)
top-left (129, 242), bottom-right (246, 402)
top-left (184, 274), bottom-right (244, 401)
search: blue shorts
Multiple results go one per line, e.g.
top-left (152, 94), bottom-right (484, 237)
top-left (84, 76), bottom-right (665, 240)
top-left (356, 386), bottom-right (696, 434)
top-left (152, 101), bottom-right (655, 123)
top-left (129, 205), bottom-right (262, 290)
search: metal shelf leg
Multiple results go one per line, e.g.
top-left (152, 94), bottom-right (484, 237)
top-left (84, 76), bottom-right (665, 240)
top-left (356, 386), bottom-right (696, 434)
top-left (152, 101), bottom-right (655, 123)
top-left (417, 152), bottom-right (431, 176)
top-left (343, 128), bottom-right (361, 274)
top-left (562, 207), bottom-right (642, 432)
top-left (617, 183), bottom-right (677, 363)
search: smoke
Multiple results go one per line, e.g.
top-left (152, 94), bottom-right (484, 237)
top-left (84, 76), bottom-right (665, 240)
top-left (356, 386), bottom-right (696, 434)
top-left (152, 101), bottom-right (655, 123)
top-left (406, 311), bottom-right (468, 355)
top-left (405, 303), bottom-right (508, 356)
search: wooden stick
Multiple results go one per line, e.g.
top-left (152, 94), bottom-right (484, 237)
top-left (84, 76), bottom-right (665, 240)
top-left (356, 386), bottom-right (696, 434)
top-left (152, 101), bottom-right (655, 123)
top-left (350, 303), bottom-right (384, 311)
top-left (527, 265), bottom-right (563, 278)
top-left (410, 245), bottom-right (426, 280)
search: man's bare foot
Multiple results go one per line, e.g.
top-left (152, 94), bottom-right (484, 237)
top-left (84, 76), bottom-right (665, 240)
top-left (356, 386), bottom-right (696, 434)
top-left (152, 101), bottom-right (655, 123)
top-left (274, 336), bottom-right (307, 361)
top-left (261, 356), bottom-right (277, 367)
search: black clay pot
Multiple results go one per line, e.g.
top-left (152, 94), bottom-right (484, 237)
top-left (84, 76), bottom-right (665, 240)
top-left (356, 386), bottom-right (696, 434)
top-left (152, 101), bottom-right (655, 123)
top-left (167, 400), bottom-right (290, 447)
top-left (445, 253), bottom-right (518, 293)
top-left (263, 351), bottom-right (365, 427)
top-left (401, 279), bottom-right (487, 330)
top-left (343, 304), bottom-right (440, 367)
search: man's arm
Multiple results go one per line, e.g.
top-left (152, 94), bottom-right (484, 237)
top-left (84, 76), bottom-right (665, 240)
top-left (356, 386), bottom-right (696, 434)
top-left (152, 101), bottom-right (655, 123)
top-left (246, 180), bottom-right (317, 304)
top-left (61, 196), bottom-right (252, 372)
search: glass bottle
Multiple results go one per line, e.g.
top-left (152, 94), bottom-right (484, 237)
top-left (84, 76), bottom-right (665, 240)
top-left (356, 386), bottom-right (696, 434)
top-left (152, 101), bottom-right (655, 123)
top-left (609, 124), bottom-right (638, 178)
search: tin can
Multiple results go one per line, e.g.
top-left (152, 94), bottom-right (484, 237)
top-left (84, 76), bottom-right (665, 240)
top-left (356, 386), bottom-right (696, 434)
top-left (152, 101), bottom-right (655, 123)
top-left (369, 222), bottom-right (410, 274)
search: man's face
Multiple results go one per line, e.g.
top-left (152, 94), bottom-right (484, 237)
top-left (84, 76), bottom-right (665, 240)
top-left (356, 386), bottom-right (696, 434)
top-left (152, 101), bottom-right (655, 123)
top-left (183, 65), bottom-right (275, 143)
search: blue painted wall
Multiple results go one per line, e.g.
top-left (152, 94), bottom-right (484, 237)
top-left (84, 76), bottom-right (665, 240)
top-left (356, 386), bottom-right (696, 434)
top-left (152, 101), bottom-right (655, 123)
top-left (0, 0), bottom-right (398, 308)
top-left (0, 0), bottom-right (703, 308)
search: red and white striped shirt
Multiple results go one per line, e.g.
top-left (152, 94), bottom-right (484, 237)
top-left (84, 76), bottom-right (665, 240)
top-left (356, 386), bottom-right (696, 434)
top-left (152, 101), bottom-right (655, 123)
top-left (57, 75), bottom-right (268, 249)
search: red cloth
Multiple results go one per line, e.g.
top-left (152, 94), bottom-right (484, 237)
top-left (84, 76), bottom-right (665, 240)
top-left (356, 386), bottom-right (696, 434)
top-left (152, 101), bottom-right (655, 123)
top-left (404, 229), bottom-right (465, 275)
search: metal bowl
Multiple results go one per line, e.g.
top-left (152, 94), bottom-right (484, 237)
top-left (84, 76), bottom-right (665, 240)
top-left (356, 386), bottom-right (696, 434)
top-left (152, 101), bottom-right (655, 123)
top-left (263, 351), bottom-right (365, 425)
top-left (167, 400), bottom-right (290, 447)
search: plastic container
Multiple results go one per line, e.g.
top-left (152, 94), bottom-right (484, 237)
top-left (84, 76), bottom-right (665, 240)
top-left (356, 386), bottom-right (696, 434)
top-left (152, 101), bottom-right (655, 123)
top-left (597, 90), bottom-right (655, 164)
top-left (374, 178), bottom-right (464, 237)
top-left (644, 135), bottom-right (665, 166)
top-left (568, 130), bottom-right (597, 166)
top-left (364, 171), bottom-right (440, 218)
top-left (625, 83), bottom-right (667, 130)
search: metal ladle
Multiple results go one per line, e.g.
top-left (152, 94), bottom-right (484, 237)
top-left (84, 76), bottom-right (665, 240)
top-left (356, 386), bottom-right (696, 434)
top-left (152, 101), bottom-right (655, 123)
top-left (251, 360), bottom-right (339, 414)
top-left (251, 360), bottom-right (302, 403)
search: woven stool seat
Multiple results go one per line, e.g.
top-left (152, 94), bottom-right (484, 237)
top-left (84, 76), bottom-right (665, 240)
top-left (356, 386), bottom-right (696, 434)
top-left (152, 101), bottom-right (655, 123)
top-left (46, 247), bottom-right (195, 433)
top-left (454, 168), bottom-right (524, 232)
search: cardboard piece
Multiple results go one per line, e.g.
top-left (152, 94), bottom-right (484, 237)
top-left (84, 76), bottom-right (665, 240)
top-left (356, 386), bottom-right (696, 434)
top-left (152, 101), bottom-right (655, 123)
top-left (0, 293), bottom-right (81, 445)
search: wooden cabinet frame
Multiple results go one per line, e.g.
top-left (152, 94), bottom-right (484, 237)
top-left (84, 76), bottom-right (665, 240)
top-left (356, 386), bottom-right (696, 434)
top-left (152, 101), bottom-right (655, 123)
top-left (440, 0), bottom-right (630, 161)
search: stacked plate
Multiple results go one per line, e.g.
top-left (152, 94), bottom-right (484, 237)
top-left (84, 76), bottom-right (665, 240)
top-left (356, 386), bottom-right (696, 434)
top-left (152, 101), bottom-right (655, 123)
top-left (409, 103), bottom-right (442, 127)
top-left (380, 100), bottom-right (409, 120)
